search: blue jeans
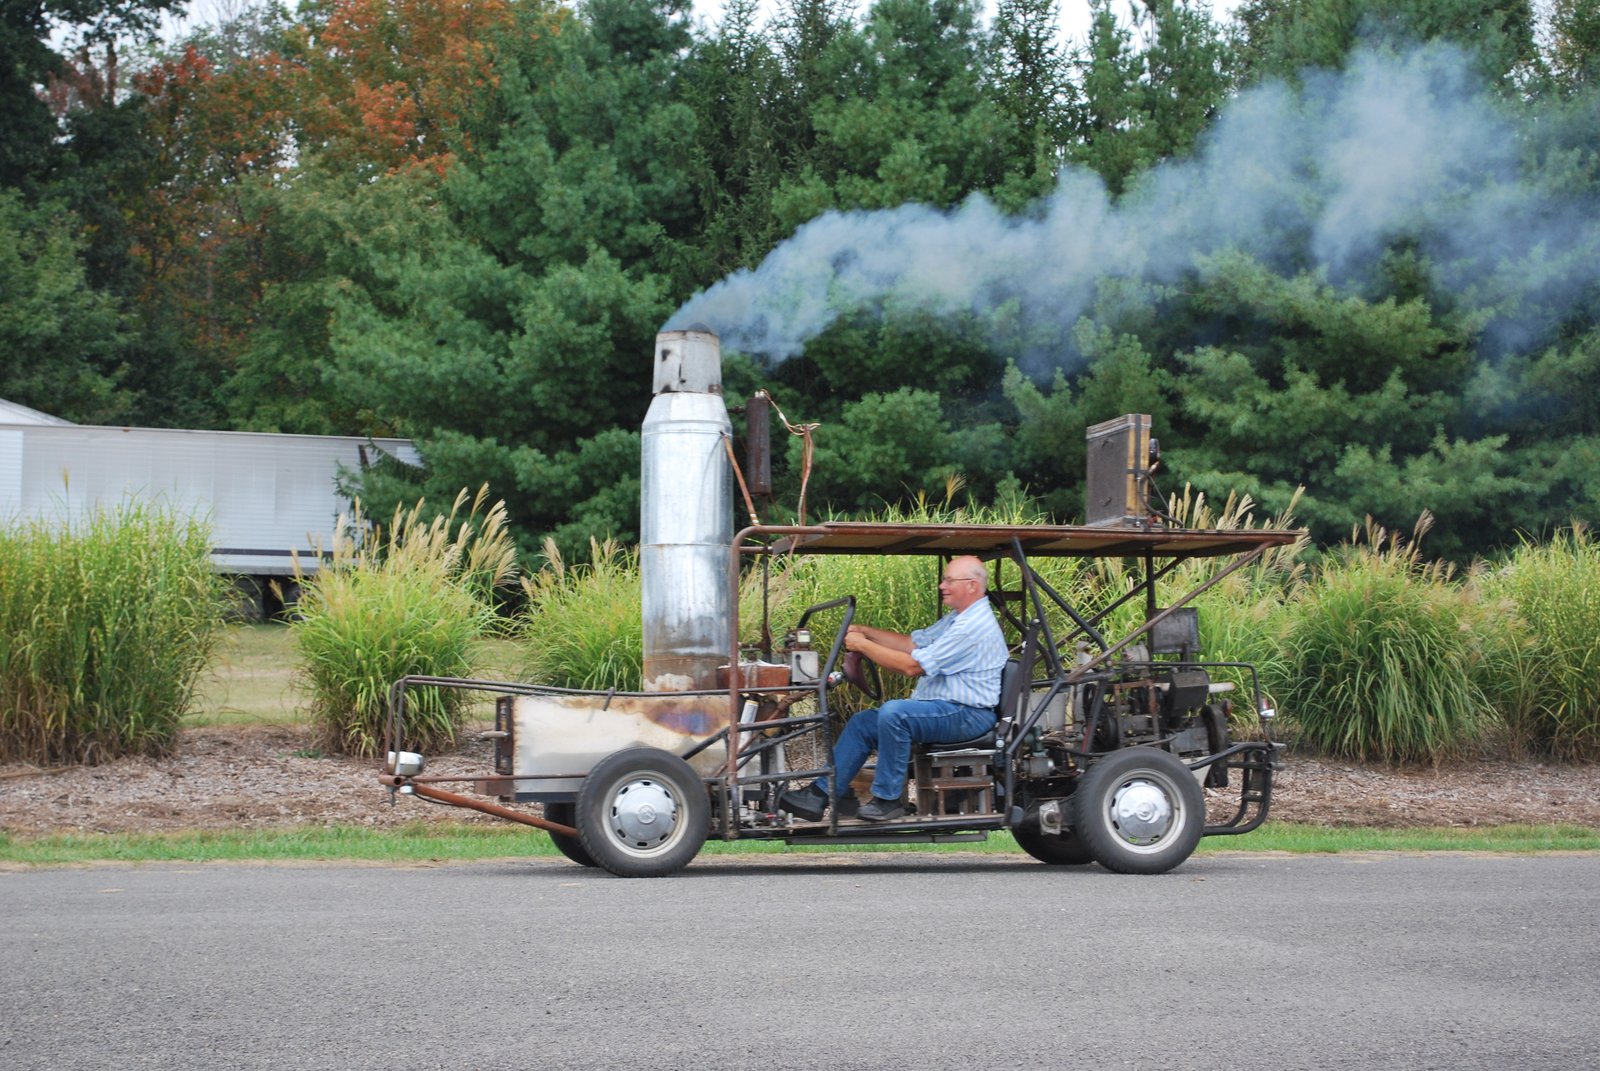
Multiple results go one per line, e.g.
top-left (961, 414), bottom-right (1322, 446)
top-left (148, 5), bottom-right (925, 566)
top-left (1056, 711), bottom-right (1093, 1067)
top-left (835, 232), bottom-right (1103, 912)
top-left (814, 699), bottom-right (995, 802)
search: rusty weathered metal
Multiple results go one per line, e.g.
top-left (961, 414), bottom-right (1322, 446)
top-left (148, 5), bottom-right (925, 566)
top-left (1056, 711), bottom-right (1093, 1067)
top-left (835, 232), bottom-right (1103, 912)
top-left (719, 520), bottom-right (1302, 828)
top-left (381, 510), bottom-right (1302, 864)
top-left (718, 690), bottom-right (811, 776)
top-left (472, 777), bottom-right (540, 796)
top-left (745, 391), bottom-right (772, 496)
top-left (493, 695), bottom-right (514, 775)
top-left (408, 782), bottom-right (578, 836)
top-left (1062, 542), bottom-right (1277, 684)
top-left (1085, 412), bottom-right (1154, 527)
top-left (591, 690), bottom-right (725, 736)
top-left (716, 661), bottom-right (791, 689)
top-left (732, 521), bottom-right (1301, 561)
top-left (507, 688), bottom-right (732, 796)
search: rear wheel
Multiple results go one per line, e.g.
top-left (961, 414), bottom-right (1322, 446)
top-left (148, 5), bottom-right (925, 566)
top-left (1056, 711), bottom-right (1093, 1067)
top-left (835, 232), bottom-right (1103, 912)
top-left (576, 748), bottom-right (709, 878)
top-left (1072, 748), bottom-right (1204, 875)
top-left (1013, 823), bottom-right (1094, 866)
top-left (542, 802), bottom-right (597, 868)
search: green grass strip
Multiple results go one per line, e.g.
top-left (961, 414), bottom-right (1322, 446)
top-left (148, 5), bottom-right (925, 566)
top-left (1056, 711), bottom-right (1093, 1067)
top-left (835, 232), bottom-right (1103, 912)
top-left (1196, 823), bottom-right (1600, 854)
top-left (2, 822), bottom-right (1596, 867)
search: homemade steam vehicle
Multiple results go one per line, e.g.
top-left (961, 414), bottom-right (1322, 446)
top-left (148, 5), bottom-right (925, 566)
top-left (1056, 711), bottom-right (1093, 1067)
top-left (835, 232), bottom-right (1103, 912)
top-left (379, 328), bottom-right (1301, 877)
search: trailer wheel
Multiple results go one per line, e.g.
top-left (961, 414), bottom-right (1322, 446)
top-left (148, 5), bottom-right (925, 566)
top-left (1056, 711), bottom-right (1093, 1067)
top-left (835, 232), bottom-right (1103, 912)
top-left (1013, 824), bottom-right (1094, 866)
top-left (576, 748), bottom-right (709, 878)
top-left (542, 802), bottom-right (597, 868)
top-left (1072, 748), bottom-right (1204, 875)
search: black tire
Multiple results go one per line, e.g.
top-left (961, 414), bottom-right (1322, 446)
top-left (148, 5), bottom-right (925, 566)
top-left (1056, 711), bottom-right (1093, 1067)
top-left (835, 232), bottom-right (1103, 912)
top-left (1072, 748), bottom-right (1205, 875)
top-left (542, 802), bottom-right (598, 868)
top-left (1013, 823), bottom-right (1094, 866)
top-left (575, 747), bottom-right (710, 878)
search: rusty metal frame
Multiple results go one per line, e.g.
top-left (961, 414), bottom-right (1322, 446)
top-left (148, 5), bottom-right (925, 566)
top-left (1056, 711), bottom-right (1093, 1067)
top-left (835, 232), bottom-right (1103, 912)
top-left (380, 519), bottom-right (1300, 853)
top-left (720, 521), bottom-right (1299, 841)
top-left (403, 782), bottom-right (578, 837)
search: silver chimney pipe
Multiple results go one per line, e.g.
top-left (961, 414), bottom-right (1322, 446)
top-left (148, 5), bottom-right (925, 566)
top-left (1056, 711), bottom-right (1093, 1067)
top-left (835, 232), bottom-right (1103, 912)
top-left (640, 326), bottom-right (733, 692)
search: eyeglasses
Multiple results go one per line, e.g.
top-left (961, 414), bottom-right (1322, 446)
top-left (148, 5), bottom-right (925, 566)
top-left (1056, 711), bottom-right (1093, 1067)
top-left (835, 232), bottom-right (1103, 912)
top-left (940, 575), bottom-right (981, 585)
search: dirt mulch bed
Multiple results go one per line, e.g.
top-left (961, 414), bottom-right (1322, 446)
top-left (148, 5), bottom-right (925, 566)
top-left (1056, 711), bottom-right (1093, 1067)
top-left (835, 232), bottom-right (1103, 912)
top-left (0, 726), bottom-right (504, 836)
top-left (3, 725), bottom-right (1599, 837)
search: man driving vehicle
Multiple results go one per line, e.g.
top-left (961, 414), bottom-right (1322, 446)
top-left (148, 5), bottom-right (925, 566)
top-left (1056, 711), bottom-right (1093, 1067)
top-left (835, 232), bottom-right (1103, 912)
top-left (780, 554), bottom-right (1008, 822)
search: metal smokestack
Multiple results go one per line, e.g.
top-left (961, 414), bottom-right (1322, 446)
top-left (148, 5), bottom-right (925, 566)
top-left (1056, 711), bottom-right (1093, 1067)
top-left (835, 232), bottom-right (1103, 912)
top-left (640, 326), bottom-right (733, 692)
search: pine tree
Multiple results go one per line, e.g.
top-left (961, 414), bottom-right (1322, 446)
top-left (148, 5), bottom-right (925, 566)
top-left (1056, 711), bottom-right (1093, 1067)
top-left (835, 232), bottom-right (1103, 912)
top-left (987, 0), bottom-right (1075, 203)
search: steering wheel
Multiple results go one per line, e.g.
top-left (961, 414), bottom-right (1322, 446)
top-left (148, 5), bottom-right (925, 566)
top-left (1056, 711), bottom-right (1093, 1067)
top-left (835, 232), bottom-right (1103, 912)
top-left (795, 595), bottom-right (883, 702)
top-left (841, 650), bottom-right (883, 701)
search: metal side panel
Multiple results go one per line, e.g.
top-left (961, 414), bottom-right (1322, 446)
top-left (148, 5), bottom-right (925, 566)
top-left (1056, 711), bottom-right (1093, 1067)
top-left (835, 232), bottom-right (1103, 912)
top-left (512, 692), bottom-right (730, 794)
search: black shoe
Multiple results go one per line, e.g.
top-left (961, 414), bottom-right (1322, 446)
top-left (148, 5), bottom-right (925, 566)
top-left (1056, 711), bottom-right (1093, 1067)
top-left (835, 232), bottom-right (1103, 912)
top-left (780, 782), bottom-right (827, 821)
top-left (857, 796), bottom-right (906, 822)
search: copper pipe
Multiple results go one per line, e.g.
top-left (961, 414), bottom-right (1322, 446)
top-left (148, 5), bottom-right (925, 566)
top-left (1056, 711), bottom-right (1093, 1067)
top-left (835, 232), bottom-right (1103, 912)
top-left (405, 781), bottom-right (578, 836)
top-left (723, 432), bottom-right (761, 527)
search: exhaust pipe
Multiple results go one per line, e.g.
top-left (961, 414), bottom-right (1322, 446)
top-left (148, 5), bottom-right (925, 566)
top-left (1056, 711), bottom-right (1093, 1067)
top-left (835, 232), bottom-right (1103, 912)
top-left (640, 326), bottom-right (732, 691)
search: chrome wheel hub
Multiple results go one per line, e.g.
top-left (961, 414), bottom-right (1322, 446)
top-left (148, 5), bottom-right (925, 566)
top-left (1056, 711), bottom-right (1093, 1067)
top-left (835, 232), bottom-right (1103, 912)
top-left (609, 778), bottom-right (680, 852)
top-left (1109, 777), bottom-right (1176, 848)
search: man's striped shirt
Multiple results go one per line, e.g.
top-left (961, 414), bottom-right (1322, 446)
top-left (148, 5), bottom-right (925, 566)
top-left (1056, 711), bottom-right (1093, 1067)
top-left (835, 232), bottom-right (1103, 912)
top-left (908, 596), bottom-right (1008, 709)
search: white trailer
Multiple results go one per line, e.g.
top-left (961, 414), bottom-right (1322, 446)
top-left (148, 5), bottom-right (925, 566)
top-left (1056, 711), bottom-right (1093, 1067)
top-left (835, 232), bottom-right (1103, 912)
top-left (0, 409), bottom-right (419, 607)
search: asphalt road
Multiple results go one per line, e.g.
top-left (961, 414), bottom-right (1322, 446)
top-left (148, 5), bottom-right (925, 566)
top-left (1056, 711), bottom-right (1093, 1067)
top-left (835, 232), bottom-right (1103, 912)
top-left (3, 851), bottom-right (1597, 1071)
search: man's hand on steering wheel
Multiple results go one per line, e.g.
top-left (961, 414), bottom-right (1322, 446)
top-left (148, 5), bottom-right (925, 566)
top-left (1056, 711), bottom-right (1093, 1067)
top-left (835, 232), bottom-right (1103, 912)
top-left (841, 650), bottom-right (883, 700)
top-left (841, 627), bottom-right (884, 700)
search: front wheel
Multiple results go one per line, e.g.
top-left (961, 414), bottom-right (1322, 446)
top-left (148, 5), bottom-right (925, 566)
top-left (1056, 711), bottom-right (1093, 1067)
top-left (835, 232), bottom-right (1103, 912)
top-left (1013, 823), bottom-right (1094, 866)
top-left (542, 802), bottom-right (597, 868)
top-left (1072, 748), bottom-right (1204, 875)
top-left (576, 748), bottom-right (710, 878)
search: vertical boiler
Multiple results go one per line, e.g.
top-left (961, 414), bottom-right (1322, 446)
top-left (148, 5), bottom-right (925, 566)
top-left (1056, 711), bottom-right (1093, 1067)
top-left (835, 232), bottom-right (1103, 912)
top-left (640, 326), bottom-right (732, 691)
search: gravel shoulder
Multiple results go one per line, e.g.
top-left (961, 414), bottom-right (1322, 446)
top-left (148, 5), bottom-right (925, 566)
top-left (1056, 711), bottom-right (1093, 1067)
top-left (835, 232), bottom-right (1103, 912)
top-left (3, 724), bottom-right (1600, 836)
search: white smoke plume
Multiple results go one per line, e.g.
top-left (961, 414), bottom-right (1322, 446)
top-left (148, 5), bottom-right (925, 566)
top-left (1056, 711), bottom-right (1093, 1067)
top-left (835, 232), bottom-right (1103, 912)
top-left (668, 44), bottom-right (1600, 364)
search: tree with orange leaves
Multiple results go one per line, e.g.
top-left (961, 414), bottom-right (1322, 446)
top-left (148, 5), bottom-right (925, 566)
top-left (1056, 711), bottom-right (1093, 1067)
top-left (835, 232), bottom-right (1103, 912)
top-left (282, 0), bottom-right (520, 175)
top-left (109, 0), bottom-right (535, 430)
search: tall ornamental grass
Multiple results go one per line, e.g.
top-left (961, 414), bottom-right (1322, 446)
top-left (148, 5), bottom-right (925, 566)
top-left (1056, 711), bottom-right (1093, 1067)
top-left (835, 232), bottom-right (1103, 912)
top-left (518, 537), bottom-right (644, 690)
top-left (769, 486), bottom-right (1095, 706)
top-left (772, 546), bottom-right (944, 707)
top-left (293, 488), bottom-right (516, 757)
top-left (1473, 527), bottom-right (1600, 760)
top-left (510, 484), bottom-right (1091, 702)
top-left (0, 503), bottom-right (226, 764)
top-left (516, 536), bottom-right (793, 691)
top-left (1277, 517), bottom-right (1486, 764)
top-left (1068, 487), bottom-right (1303, 730)
top-left (1164, 487), bottom-right (1305, 727)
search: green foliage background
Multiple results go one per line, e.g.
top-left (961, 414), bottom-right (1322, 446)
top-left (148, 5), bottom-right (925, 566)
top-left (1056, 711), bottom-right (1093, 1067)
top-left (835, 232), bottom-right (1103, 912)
top-left (0, 502), bottom-right (226, 764)
top-left (292, 490), bottom-right (518, 757)
top-left (507, 503), bottom-right (1600, 765)
top-left (5, 0), bottom-right (1598, 568)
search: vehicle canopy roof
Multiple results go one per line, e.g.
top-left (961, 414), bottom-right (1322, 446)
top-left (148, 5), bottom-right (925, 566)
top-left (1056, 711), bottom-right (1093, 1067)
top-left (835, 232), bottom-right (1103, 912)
top-left (739, 521), bottom-right (1302, 562)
